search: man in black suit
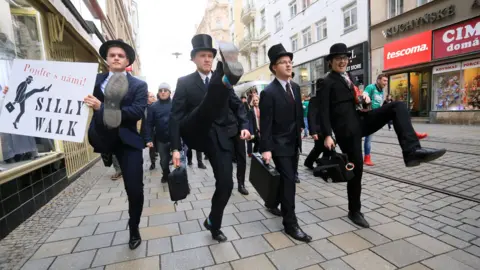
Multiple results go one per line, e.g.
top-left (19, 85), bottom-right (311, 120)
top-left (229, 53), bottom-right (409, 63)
top-left (259, 44), bottom-right (311, 243)
top-left (170, 35), bottom-right (250, 242)
top-left (84, 39), bottom-right (147, 250)
top-left (318, 43), bottom-right (446, 228)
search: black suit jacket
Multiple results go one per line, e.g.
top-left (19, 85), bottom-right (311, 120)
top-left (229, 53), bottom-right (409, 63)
top-left (88, 72), bottom-right (148, 153)
top-left (170, 71), bottom-right (249, 152)
top-left (317, 71), bottom-right (361, 139)
top-left (259, 79), bottom-right (304, 157)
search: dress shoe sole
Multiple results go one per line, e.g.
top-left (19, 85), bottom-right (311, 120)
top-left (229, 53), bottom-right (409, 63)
top-left (129, 238), bottom-right (142, 250)
top-left (104, 73), bottom-right (129, 129)
top-left (406, 149), bottom-right (446, 167)
top-left (218, 42), bottom-right (243, 85)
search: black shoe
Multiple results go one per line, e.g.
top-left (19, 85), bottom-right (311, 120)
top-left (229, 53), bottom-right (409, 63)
top-left (198, 163), bottom-right (207, 169)
top-left (13, 122), bottom-right (17, 129)
top-left (348, 212), bottom-right (370, 228)
top-left (149, 163), bottom-right (155, 170)
top-left (188, 161), bottom-right (193, 166)
top-left (295, 176), bottom-right (300, 183)
top-left (238, 185), bottom-right (249, 195)
top-left (304, 162), bottom-right (314, 170)
top-left (404, 148), bottom-right (446, 167)
top-left (128, 227), bottom-right (142, 250)
top-left (266, 207), bottom-right (282, 217)
top-left (218, 42), bottom-right (244, 85)
top-left (285, 225), bottom-right (312, 243)
top-left (103, 73), bottom-right (129, 129)
top-left (203, 219), bottom-right (227, 242)
top-left (161, 175), bottom-right (168, 183)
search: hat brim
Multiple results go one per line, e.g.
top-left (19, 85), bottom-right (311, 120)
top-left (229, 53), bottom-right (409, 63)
top-left (326, 52), bottom-right (349, 61)
top-left (190, 48), bottom-right (217, 59)
top-left (99, 40), bottom-right (136, 66)
top-left (269, 52), bottom-right (293, 73)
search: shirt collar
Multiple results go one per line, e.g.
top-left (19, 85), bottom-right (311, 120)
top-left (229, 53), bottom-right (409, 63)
top-left (108, 71), bottom-right (127, 77)
top-left (276, 77), bottom-right (290, 91)
top-left (198, 71), bottom-right (212, 82)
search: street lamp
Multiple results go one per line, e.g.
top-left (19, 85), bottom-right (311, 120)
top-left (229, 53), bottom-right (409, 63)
top-left (172, 52), bottom-right (182, 59)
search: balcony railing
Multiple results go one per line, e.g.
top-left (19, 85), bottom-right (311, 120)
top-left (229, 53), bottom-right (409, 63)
top-left (239, 34), bottom-right (260, 52)
top-left (241, 4), bottom-right (256, 24)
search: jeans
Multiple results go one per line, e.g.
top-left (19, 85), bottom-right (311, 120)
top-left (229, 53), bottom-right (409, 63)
top-left (364, 135), bottom-right (372, 155)
top-left (303, 117), bottom-right (308, 137)
top-left (156, 140), bottom-right (171, 176)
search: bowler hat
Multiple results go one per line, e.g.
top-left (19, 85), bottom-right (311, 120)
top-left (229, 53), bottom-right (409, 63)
top-left (99, 39), bottom-right (136, 66)
top-left (268, 44), bottom-right (293, 73)
top-left (190, 34), bottom-right (217, 59)
top-left (326, 43), bottom-right (349, 61)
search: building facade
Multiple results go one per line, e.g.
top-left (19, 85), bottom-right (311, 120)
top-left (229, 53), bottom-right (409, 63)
top-left (196, 0), bottom-right (231, 43)
top-left (0, 0), bottom-right (140, 240)
top-left (266, 0), bottom-right (369, 96)
top-left (370, 0), bottom-right (480, 124)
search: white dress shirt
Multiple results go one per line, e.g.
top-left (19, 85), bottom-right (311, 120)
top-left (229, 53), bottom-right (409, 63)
top-left (276, 77), bottom-right (295, 100)
top-left (198, 71), bottom-right (212, 85)
top-left (100, 71), bottom-right (127, 93)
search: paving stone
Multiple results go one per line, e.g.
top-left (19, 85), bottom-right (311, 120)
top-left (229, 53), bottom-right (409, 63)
top-left (410, 223), bottom-right (443, 237)
top-left (230, 254), bottom-right (276, 270)
top-left (235, 201), bottom-right (263, 211)
top-left (309, 239), bottom-right (346, 260)
top-left (141, 205), bottom-right (176, 216)
top-left (140, 223), bottom-right (180, 240)
top-left (220, 214), bottom-right (241, 227)
top-left (393, 215), bottom-right (416, 225)
top-left (105, 256), bottom-right (160, 270)
top-left (149, 211), bottom-right (187, 226)
top-left (371, 240), bottom-right (432, 268)
top-left (46, 224), bottom-right (97, 242)
top-left (92, 243), bottom-right (146, 267)
top-left (377, 208), bottom-right (398, 218)
top-left (329, 232), bottom-right (373, 254)
top-left (74, 232), bottom-right (114, 252)
top-left (179, 220), bottom-right (201, 234)
top-left (263, 232), bottom-right (295, 249)
top-left (458, 224), bottom-right (480, 237)
top-left (300, 223), bottom-right (332, 241)
top-left (80, 212), bottom-right (122, 226)
top-left (354, 228), bottom-right (391, 245)
top-left (261, 217), bottom-right (284, 232)
top-left (303, 200), bottom-right (327, 210)
top-left (95, 219), bottom-right (128, 234)
top-left (175, 202), bottom-right (193, 211)
top-left (232, 235), bottom-right (273, 258)
top-left (422, 254), bottom-right (475, 270)
top-left (342, 249), bottom-right (396, 270)
top-left (311, 207), bottom-right (347, 221)
top-left (372, 222), bottom-right (420, 240)
top-left (186, 209), bottom-right (206, 220)
top-left (445, 249), bottom-right (480, 269)
top-left (406, 234), bottom-right (455, 255)
top-left (319, 218), bottom-right (357, 235)
top-left (49, 250), bottom-right (96, 270)
top-left (172, 230), bottom-right (217, 251)
top-left (160, 246), bottom-right (215, 270)
top-left (465, 245), bottom-right (480, 258)
top-left (398, 263), bottom-right (431, 270)
top-left (58, 217), bottom-right (84, 228)
top-left (415, 216), bottom-right (446, 229)
top-left (234, 221), bottom-right (269, 238)
top-left (320, 196), bottom-right (348, 207)
top-left (32, 238), bottom-right (79, 259)
top-left (460, 209), bottom-right (480, 220)
top-left (297, 212), bottom-right (321, 224)
top-left (320, 258), bottom-right (353, 270)
top-left (147, 237), bottom-right (172, 256)
top-left (209, 242), bottom-right (240, 263)
top-left (441, 226), bottom-right (477, 241)
top-left (205, 263), bottom-right (232, 270)
top-left (20, 257), bottom-right (55, 270)
top-left (365, 211), bottom-right (394, 224)
top-left (234, 210), bottom-right (265, 223)
top-left (267, 244), bottom-right (325, 270)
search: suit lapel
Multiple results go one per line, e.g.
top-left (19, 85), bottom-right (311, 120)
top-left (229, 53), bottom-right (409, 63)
top-left (331, 72), bottom-right (355, 99)
top-left (273, 79), bottom-right (290, 104)
top-left (193, 72), bottom-right (206, 93)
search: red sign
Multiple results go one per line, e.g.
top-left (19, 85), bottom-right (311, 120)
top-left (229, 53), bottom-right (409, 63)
top-left (433, 17), bottom-right (480, 59)
top-left (384, 31), bottom-right (432, 70)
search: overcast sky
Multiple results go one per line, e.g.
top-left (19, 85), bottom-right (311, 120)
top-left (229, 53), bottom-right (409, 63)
top-left (137, 0), bottom-right (208, 93)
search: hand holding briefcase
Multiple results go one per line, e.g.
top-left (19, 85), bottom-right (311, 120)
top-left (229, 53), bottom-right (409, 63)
top-left (249, 153), bottom-right (280, 208)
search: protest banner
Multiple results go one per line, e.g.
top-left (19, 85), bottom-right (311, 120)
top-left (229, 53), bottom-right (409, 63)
top-left (0, 59), bottom-right (98, 143)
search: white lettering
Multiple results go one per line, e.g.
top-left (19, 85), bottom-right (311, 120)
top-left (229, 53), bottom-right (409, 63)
top-left (441, 21), bottom-right (480, 43)
top-left (443, 29), bottom-right (455, 43)
top-left (386, 44), bottom-right (429, 60)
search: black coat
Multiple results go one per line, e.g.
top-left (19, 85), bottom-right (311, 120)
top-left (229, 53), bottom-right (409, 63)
top-left (248, 107), bottom-right (260, 141)
top-left (170, 71), bottom-right (248, 151)
top-left (317, 71), bottom-right (361, 139)
top-left (259, 79), bottom-right (304, 157)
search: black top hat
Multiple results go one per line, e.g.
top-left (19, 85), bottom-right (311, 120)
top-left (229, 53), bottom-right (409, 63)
top-left (190, 34), bottom-right (217, 59)
top-left (99, 39), bottom-right (136, 66)
top-left (268, 44), bottom-right (293, 73)
top-left (326, 43), bottom-right (349, 61)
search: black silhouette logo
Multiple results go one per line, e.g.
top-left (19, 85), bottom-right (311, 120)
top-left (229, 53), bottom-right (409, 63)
top-left (6, 76), bottom-right (51, 129)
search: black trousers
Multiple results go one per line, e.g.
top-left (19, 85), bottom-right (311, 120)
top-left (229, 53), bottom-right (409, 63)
top-left (186, 149), bottom-right (203, 163)
top-left (156, 140), bottom-right (171, 176)
top-left (304, 137), bottom-right (327, 166)
top-left (233, 135), bottom-right (246, 185)
top-left (337, 101), bottom-right (420, 212)
top-left (272, 155), bottom-right (298, 228)
top-left (149, 138), bottom-right (157, 164)
top-left (178, 75), bottom-right (234, 230)
top-left (114, 145), bottom-right (144, 229)
top-left (247, 141), bottom-right (253, 155)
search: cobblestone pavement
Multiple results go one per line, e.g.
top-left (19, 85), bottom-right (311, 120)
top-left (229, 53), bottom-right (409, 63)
top-left (1, 124), bottom-right (480, 270)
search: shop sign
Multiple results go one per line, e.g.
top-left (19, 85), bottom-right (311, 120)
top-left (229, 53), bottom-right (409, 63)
top-left (346, 43), bottom-right (364, 73)
top-left (433, 17), bottom-right (480, 59)
top-left (432, 62), bottom-right (461, 74)
top-left (383, 5), bottom-right (455, 38)
top-left (383, 31), bottom-right (432, 70)
top-left (462, 58), bottom-right (480, 69)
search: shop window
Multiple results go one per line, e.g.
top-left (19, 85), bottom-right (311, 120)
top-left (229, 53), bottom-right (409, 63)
top-left (433, 61), bottom-right (480, 111)
top-left (389, 73), bottom-right (409, 103)
top-left (0, 2), bottom-right (56, 172)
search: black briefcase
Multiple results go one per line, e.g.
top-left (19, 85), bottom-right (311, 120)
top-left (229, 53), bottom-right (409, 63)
top-left (5, 102), bottom-right (14, 113)
top-left (314, 148), bottom-right (355, 183)
top-left (249, 153), bottom-right (280, 208)
top-left (168, 166), bottom-right (190, 203)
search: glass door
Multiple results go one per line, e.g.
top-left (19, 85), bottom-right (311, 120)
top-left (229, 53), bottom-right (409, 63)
top-left (409, 71), bottom-right (430, 116)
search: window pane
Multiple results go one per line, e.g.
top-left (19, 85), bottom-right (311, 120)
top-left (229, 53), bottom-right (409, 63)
top-left (352, 7), bottom-right (357, 25)
top-left (343, 11), bottom-right (350, 28)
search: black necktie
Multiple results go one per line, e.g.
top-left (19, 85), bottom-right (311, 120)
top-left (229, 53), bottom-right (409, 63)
top-left (205, 76), bottom-right (209, 88)
top-left (286, 83), bottom-right (294, 104)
